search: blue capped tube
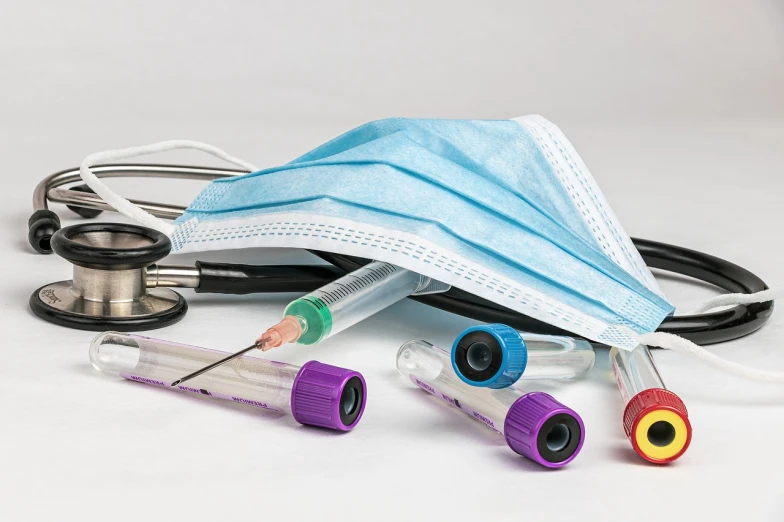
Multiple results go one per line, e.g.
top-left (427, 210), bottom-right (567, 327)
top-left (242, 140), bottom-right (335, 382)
top-left (398, 339), bottom-right (585, 468)
top-left (451, 324), bottom-right (595, 388)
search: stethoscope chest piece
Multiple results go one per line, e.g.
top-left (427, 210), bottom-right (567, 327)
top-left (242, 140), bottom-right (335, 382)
top-left (30, 223), bottom-right (188, 331)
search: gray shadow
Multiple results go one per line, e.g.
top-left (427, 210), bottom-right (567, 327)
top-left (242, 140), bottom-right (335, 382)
top-left (388, 387), bottom-right (506, 447)
top-left (490, 448), bottom-right (563, 472)
top-left (608, 444), bottom-right (658, 467)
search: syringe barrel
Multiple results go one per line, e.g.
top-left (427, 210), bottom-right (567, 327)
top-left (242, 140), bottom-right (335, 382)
top-left (90, 332), bottom-right (366, 431)
top-left (610, 345), bottom-right (691, 463)
top-left (287, 261), bottom-right (429, 345)
top-left (452, 324), bottom-right (595, 388)
top-left (397, 340), bottom-right (584, 468)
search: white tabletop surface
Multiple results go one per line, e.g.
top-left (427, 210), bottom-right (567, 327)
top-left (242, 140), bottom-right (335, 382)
top-left (2, 1), bottom-right (784, 520)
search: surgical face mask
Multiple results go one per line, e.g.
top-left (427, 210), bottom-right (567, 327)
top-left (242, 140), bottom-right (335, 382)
top-left (79, 116), bottom-right (674, 351)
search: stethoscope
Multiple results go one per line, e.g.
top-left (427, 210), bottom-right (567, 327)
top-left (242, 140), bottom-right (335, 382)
top-left (29, 164), bottom-right (774, 346)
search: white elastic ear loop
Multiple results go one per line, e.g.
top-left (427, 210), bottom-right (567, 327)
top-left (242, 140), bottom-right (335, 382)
top-left (79, 140), bottom-right (258, 236)
top-left (644, 288), bottom-right (784, 382)
top-left (639, 331), bottom-right (784, 383)
top-left (686, 287), bottom-right (784, 314)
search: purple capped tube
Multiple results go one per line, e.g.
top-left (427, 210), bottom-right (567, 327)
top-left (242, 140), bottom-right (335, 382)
top-left (398, 340), bottom-right (584, 468)
top-left (90, 332), bottom-right (366, 431)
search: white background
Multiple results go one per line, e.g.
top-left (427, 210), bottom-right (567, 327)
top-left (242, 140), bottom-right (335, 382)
top-left (2, 1), bottom-right (784, 520)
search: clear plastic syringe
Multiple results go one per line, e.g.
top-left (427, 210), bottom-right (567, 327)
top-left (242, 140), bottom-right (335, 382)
top-left (398, 339), bottom-right (585, 468)
top-left (172, 261), bottom-right (446, 386)
top-left (451, 324), bottom-right (595, 388)
top-left (610, 345), bottom-right (691, 463)
top-left (264, 260), bottom-right (446, 347)
top-left (91, 332), bottom-right (367, 431)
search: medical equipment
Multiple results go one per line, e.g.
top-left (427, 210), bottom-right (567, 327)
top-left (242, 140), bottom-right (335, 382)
top-left (610, 345), bottom-right (691, 463)
top-left (30, 222), bottom-right (344, 331)
top-left (90, 331), bottom-right (367, 431)
top-left (451, 323), bottom-right (595, 388)
top-left (262, 260), bottom-right (448, 348)
top-left (30, 121), bottom-right (784, 382)
top-left (398, 339), bottom-right (584, 468)
top-left (81, 124), bottom-right (677, 351)
top-left (29, 164), bottom-right (773, 346)
top-left (170, 260), bottom-right (449, 386)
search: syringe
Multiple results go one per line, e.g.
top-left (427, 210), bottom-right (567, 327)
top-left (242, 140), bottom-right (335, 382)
top-left (91, 332), bottom-right (367, 431)
top-left (398, 339), bottom-right (585, 468)
top-left (172, 261), bottom-right (447, 386)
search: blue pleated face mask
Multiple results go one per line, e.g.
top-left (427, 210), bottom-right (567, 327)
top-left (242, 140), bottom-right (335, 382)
top-left (80, 115), bottom-right (674, 349)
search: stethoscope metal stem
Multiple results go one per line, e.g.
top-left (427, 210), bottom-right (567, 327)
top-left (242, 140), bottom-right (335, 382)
top-left (145, 265), bottom-right (201, 289)
top-left (67, 265), bottom-right (205, 297)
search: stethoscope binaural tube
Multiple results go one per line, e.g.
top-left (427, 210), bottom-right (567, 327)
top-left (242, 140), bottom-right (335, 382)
top-left (30, 163), bottom-right (774, 344)
top-left (29, 164), bottom-right (243, 254)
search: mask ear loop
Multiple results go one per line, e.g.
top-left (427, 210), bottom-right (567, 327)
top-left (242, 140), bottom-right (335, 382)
top-left (639, 331), bottom-right (784, 383)
top-left (640, 288), bottom-right (784, 382)
top-left (685, 287), bottom-right (784, 315)
top-left (79, 140), bottom-right (258, 236)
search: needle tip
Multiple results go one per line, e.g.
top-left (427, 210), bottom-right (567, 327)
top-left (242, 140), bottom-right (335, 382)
top-left (170, 380), bottom-right (181, 387)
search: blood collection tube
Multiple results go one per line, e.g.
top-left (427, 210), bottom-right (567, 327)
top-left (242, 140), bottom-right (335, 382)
top-left (451, 324), bottom-right (595, 388)
top-left (610, 345), bottom-right (691, 463)
top-left (398, 339), bottom-right (585, 468)
top-left (90, 332), bottom-right (366, 431)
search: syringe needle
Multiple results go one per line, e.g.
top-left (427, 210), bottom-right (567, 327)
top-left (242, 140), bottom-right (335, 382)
top-left (170, 342), bottom-right (263, 387)
top-left (170, 317), bottom-right (304, 387)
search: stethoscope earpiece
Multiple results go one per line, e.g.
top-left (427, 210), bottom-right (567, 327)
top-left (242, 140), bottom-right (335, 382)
top-left (28, 209), bottom-right (61, 255)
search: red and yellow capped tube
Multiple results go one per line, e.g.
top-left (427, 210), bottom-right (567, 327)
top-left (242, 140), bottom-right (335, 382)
top-left (610, 345), bottom-right (692, 464)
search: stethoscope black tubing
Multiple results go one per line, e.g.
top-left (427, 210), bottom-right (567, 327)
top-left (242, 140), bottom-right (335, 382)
top-left (311, 238), bottom-right (774, 347)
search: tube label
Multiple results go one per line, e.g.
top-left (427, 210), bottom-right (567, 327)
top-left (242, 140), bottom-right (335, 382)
top-left (120, 373), bottom-right (282, 412)
top-left (409, 375), bottom-right (501, 434)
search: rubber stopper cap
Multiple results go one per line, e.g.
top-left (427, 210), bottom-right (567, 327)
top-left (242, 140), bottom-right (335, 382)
top-left (623, 388), bottom-right (692, 464)
top-left (504, 391), bottom-right (585, 468)
top-left (452, 323), bottom-right (527, 388)
top-left (291, 361), bottom-right (366, 431)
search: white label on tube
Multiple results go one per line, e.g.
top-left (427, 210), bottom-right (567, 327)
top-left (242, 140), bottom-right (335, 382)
top-left (409, 375), bottom-right (502, 434)
top-left (120, 373), bottom-right (282, 412)
top-left (122, 374), bottom-right (167, 387)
